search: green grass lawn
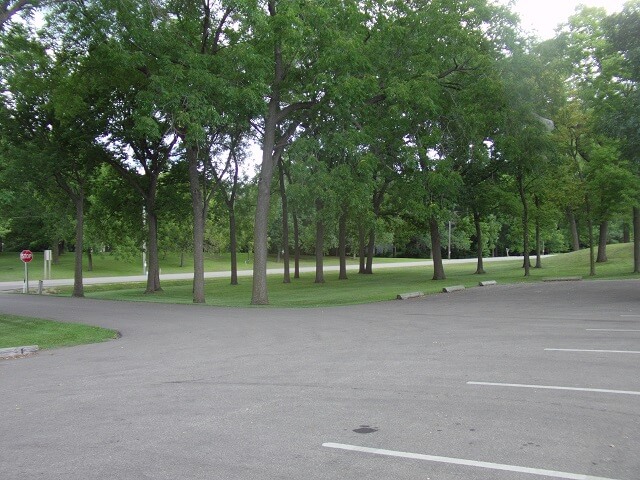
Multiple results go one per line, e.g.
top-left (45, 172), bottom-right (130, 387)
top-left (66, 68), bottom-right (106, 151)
top-left (63, 243), bottom-right (639, 307)
top-left (0, 250), bottom-right (421, 283)
top-left (0, 314), bottom-right (119, 350)
top-left (0, 250), bottom-right (246, 281)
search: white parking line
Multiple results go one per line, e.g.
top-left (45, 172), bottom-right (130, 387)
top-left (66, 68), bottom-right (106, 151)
top-left (620, 314), bottom-right (640, 317)
top-left (468, 381), bottom-right (640, 396)
top-left (545, 348), bottom-right (640, 354)
top-left (322, 443), bottom-right (619, 480)
top-left (586, 329), bottom-right (640, 332)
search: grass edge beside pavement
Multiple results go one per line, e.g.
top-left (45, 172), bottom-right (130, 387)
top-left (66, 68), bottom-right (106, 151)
top-left (60, 244), bottom-right (640, 308)
top-left (0, 314), bottom-right (119, 351)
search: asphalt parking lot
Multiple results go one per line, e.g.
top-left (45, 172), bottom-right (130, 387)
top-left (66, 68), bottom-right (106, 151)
top-left (1, 280), bottom-right (639, 479)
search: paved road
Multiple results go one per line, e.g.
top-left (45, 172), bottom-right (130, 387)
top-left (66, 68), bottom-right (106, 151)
top-left (0, 255), bottom-right (530, 291)
top-left (1, 280), bottom-right (639, 479)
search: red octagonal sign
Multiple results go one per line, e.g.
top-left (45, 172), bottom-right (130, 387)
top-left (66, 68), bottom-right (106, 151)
top-left (20, 250), bottom-right (33, 263)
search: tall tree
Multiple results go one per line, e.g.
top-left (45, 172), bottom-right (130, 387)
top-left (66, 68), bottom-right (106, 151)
top-left (49, 0), bottom-right (188, 293)
top-left (602, 1), bottom-right (640, 272)
top-left (213, 133), bottom-right (248, 287)
top-left (547, 5), bottom-right (640, 272)
top-left (387, 0), bottom-right (518, 279)
top-left (493, 52), bottom-right (556, 276)
top-left (159, 1), bottom-right (260, 302)
top-left (1, 21), bottom-right (106, 296)
top-left (250, 0), bottom-right (365, 304)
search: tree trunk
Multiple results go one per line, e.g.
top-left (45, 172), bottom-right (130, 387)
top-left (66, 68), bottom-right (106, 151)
top-left (365, 228), bottom-right (375, 274)
top-left (338, 208), bottom-right (348, 280)
top-left (567, 208), bottom-right (580, 251)
top-left (634, 207), bottom-right (640, 273)
top-left (430, 216), bottom-right (446, 280)
top-left (188, 145), bottom-right (205, 303)
top-left (534, 195), bottom-right (542, 269)
top-left (623, 221), bottom-right (630, 243)
top-left (220, 142), bottom-right (241, 286)
top-left (596, 220), bottom-right (608, 263)
top-left (314, 199), bottom-right (325, 284)
top-left (358, 224), bottom-right (366, 274)
top-left (51, 240), bottom-right (60, 265)
top-left (229, 209), bottom-right (238, 285)
top-left (278, 159), bottom-right (290, 283)
top-left (293, 210), bottom-right (300, 279)
top-left (364, 186), bottom-right (387, 275)
top-left (473, 209), bottom-right (485, 274)
top-left (180, 251), bottom-right (185, 268)
top-left (517, 175), bottom-right (530, 277)
top-left (145, 207), bottom-right (162, 293)
top-left (72, 194), bottom-right (84, 298)
top-left (251, 97), bottom-right (279, 304)
top-left (87, 247), bottom-right (93, 272)
top-left (588, 216), bottom-right (596, 276)
top-left (251, 9), bottom-right (312, 302)
top-left (283, 167), bottom-right (300, 280)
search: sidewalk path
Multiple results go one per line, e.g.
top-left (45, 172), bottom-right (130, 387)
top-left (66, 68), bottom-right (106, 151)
top-left (0, 255), bottom-right (531, 292)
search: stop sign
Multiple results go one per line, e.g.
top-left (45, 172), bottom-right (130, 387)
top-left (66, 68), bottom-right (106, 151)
top-left (20, 250), bottom-right (33, 263)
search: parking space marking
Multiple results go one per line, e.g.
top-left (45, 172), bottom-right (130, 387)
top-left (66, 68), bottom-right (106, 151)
top-left (545, 348), bottom-right (640, 354)
top-left (468, 382), bottom-right (640, 396)
top-left (322, 443), bottom-right (619, 480)
top-left (620, 314), bottom-right (640, 317)
top-left (586, 329), bottom-right (640, 332)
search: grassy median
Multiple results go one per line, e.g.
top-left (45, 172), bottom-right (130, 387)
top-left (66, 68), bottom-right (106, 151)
top-left (0, 250), bottom-right (418, 283)
top-left (0, 314), bottom-right (119, 350)
top-left (65, 243), bottom-right (639, 307)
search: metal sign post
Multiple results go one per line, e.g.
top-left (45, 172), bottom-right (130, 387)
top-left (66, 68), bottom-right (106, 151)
top-left (44, 249), bottom-right (52, 279)
top-left (20, 250), bottom-right (33, 294)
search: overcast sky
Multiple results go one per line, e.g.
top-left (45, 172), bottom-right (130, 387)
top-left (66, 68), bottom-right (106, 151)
top-left (504, 0), bottom-right (628, 39)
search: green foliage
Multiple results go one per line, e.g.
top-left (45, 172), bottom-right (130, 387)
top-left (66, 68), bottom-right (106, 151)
top-left (1, 0), bottom-right (638, 299)
top-left (86, 166), bottom-right (144, 259)
top-left (583, 142), bottom-right (639, 220)
top-left (601, 2), bottom-right (640, 167)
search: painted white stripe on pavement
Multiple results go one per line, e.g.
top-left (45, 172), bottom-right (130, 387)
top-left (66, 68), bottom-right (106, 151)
top-left (468, 381), bottom-right (640, 396)
top-left (322, 443), bottom-right (619, 480)
top-left (586, 329), bottom-right (640, 332)
top-left (545, 348), bottom-right (640, 354)
top-left (620, 314), bottom-right (640, 317)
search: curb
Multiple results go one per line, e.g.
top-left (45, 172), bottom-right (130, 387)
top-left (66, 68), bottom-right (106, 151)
top-left (443, 285), bottom-right (465, 293)
top-left (396, 292), bottom-right (425, 300)
top-left (542, 277), bottom-right (582, 282)
top-left (0, 345), bottom-right (39, 359)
